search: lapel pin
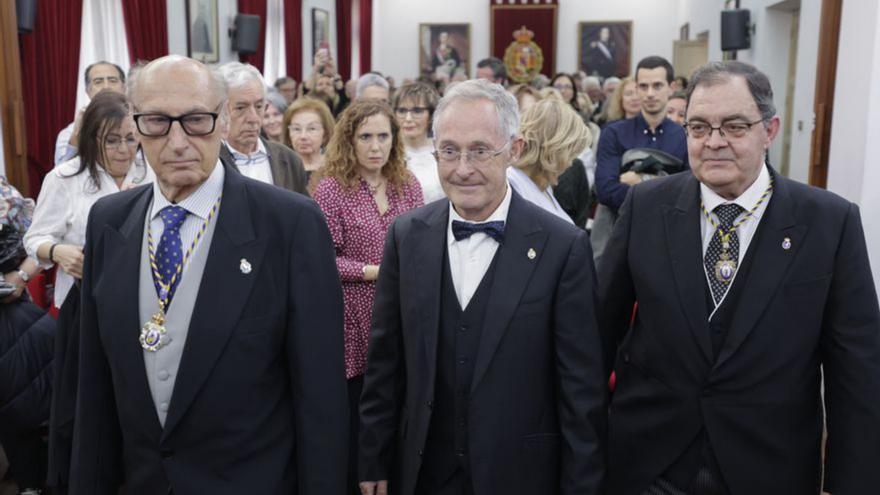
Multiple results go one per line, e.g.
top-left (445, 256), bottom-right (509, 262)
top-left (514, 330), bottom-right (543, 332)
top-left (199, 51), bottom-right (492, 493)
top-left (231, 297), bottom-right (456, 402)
top-left (240, 258), bottom-right (252, 274)
top-left (527, 248), bottom-right (536, 260)
top-left (782, 237), bottom-right (792, 250)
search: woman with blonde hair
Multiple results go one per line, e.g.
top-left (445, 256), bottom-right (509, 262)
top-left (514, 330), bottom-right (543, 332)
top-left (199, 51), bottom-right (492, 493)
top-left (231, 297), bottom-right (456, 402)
top-left (508, 83), bottom-right (541, 112)
top-left (312, 99), bottom-right (423, 494)
top-left (601, 76), bottom-right (640, 125)
top-left (282, 97), bottom-right (335, 192)
top-left (507, 98), bottom-right (590, 223)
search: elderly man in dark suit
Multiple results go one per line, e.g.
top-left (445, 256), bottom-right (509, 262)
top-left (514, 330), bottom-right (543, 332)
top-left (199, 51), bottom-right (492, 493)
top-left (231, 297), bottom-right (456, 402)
top-left (600, 60), bottom-right (880, 495)
top-left (217, 62), bottom-right (310, 195)
top-left (69, 55), bottom-right (349, 495)
top-left (358, 79), bottom-right (606, 495)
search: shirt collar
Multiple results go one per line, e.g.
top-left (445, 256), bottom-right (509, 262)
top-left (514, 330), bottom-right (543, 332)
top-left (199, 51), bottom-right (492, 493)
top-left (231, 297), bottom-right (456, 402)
top-left (701, 163), bottom-right (771, 214)
top-left (447, 181), bottom-right (513, 245)
top-left (634, 112), bottom-right (671, 136)
top-left (225, 139), bottom-right (268, 162)
top-left (151, 159), bottom-right (225, 221)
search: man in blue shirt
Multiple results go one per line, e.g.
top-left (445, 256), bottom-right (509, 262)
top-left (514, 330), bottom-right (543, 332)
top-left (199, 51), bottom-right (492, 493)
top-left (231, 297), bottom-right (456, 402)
top-left (596, 56), bottom-right (688, 212)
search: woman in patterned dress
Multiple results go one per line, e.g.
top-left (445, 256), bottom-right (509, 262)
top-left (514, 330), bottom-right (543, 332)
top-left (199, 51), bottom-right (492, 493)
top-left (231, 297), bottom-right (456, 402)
top-left (313, 99), bottom-right (424, 494)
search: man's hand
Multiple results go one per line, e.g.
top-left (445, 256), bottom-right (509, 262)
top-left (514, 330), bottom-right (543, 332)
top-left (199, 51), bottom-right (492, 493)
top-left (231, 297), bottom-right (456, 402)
top-left (55, 244), bottom-right (85, 279)
top-left (359, 480), bottom-right (388, 495)
top-left (620, 171), bottom-right (643, 186)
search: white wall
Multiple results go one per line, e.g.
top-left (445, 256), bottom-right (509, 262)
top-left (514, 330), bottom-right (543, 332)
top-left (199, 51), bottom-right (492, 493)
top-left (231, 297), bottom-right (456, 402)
top-left (827, 0), bottom-right (880, 290)
top-left (373, 0), bottom-right (677, 82)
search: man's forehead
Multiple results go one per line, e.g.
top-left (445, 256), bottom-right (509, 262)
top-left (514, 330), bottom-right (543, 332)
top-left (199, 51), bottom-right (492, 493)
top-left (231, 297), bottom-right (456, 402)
top-left (89, 64), bottom-right (120, 80)
top-left (687, 77), bottom-right (758, 116)
top-left (228, 82), bottom-right (265, 102)
top-left (135, 88), bottom-right (219, 114)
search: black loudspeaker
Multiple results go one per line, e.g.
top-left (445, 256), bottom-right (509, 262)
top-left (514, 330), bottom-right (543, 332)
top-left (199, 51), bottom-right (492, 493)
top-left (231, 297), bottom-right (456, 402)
top-left (232, 14), bottom-right (261, 55)
top-left (16, 0), bottom-right (37, 33)
top-left (721, 9), bottom-right (751, 51)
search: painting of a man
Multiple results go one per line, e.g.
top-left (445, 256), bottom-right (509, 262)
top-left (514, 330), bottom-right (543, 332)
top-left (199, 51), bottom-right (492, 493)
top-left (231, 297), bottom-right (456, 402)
top-left (580, 22), bottom-right (632, 78)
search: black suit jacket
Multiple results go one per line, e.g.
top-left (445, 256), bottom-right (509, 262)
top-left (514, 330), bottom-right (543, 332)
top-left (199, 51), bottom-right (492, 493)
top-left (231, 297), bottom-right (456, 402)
top-left (220, 138), bottom-right (310, 195)
top-left (599, 169), bottom-right (880, 495)
top-left (69, 161), bottom-right (349, 494)
top-left (359, 191), bottom-right (607, 495)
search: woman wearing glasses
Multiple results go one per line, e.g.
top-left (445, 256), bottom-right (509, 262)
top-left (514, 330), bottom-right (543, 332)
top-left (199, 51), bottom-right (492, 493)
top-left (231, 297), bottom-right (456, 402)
top-left (26, 90), bottom-right (152, 312)
top-left (392, 82), bottom-right (446, 203)
top-left (282, 97), bottom-right (335, 194)
top-left (312, 99), bottom-right (423, 494)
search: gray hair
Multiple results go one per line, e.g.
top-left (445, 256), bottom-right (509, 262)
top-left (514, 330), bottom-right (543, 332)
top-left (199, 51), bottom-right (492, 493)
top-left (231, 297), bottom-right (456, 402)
top-left (583, 76), bottom-right (601, 91)
top-left (356, 73), bottom-right (390, 98)
top-left (602, 77), bottom-right (621, 90)
top-left (127, 55), bottom-right (228, 111)
top-left (216, 61), bottom-right (267, 98)
top-left (687, 60), bottom-right (776, 121)
top-left (265, 89), bottom-right (289, 114)
top-left (432, 79), bottom-right (519, 141)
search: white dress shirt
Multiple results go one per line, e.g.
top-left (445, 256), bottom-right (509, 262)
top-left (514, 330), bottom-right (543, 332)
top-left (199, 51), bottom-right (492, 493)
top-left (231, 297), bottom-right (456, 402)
top-left (447, 183), bottom-right (512, 309)
top-left (405, 143), bottom-right (446, 204)
top-left (148, 160), bottom-right (225, 279)
top-left (225, 139), bottom-right (273, 185)
top-left (506, 166), bottom-right (573, 224)
top-left (25, 157), bottom-right (154, 306)
top-left (700, 164), bottom-right (772, 311)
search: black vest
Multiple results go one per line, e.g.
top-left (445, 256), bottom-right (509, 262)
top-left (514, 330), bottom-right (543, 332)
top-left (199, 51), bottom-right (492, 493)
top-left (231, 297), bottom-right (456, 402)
top-left (663, 216), bottom-right (767, 491)
top-left (420, 248), bottom-right (499, 485)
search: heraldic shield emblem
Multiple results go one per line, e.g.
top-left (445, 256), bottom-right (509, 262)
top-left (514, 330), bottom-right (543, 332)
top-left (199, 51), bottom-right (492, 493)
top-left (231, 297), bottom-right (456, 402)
top-left (503, 26), bottom-right (544, 84)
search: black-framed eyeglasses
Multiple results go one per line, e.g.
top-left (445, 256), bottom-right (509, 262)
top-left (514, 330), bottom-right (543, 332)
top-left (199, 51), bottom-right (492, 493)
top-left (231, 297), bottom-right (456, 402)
top-left (683, 119), bottom-right (764, 139)
top-left (394, 107), bottom-right (429, 117)
top-left (132, 110), bottom-right (220, 137)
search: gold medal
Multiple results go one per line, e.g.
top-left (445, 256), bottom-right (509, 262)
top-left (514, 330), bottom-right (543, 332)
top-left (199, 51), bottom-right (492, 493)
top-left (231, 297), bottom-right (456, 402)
top-left (140, 312), bottom-right (172, 352)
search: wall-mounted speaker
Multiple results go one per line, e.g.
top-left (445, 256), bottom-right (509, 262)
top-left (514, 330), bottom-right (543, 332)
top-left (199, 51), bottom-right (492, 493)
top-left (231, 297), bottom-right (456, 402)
top-left (231, 14), bottom-right (261, 55)
top-left (16, 0), bottom-right (37, 33)
top-left (721, 9), bottom-right (751, 51)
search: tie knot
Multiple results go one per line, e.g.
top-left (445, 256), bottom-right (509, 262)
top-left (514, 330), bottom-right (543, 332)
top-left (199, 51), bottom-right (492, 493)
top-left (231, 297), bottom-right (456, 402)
top-left (159, 205), bottom-right (188, 230)
top-left (713, 203), bottom-right (744, 227)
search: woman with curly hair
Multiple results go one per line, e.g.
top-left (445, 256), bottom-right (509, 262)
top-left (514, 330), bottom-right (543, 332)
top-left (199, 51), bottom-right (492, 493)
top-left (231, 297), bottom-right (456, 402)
top-left (312, 99), bottom-right (423, 494)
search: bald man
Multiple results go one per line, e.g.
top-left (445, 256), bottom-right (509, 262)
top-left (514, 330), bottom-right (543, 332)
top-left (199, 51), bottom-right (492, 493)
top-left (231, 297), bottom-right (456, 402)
top-left (69, 55), bottom-right (349, 495)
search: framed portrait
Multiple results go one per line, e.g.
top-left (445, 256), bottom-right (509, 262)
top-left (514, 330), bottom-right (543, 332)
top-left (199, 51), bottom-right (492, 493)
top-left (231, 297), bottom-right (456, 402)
top-left (419, 23), bottom-right (471, 79)
top-left (578, 21), bottom-right (633, 78)
top-left (186, 0), bottom-right (220, 63)
top-left (312, 8), bottom-right (330, 58)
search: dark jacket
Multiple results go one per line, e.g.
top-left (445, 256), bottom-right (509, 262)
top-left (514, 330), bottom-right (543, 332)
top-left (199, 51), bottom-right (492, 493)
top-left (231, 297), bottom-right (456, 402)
top-left (553, 158), bottom-right (591, 228)
top-left (220, 138), bottom-right (310, 196)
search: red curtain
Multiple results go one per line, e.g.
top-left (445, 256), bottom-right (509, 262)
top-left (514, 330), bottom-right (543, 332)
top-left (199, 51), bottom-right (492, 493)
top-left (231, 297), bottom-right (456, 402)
top-left (335, 0), bottom-right (352, 81)
top-left (358, 0), bottom-right (372, 74)
top-left (19, 0), bottom-right (84, 197)
top-left (120, 0), bottom-right (169, 63)
top-left (283, 0), bottom-right (303, 80)
top-left (238, 0), bottom-right (268, 72)
top-left (490, 1), bottom-right (557, 81)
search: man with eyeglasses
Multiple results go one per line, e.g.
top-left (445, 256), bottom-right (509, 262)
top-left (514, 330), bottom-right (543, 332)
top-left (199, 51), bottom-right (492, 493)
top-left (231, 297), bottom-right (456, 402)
top-left (359, 79), bottom-right (606, 495)
top-left (69, 55), bottom-right (349, 495)
top-left (599, 60), bottom-right (880, 494)
top-left (216, 62), bottom-right (309, 195)
top-left (54, 61), bottom-right (126, 165)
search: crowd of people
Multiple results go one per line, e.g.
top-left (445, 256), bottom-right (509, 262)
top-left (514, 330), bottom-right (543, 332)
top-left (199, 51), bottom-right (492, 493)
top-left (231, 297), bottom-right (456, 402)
top-left (0, 46), bottom-right (877, 495)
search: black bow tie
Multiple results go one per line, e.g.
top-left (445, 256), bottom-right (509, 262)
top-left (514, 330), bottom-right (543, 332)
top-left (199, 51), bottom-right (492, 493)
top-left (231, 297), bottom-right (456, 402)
top-left (451, 220), bottom-right (506, 243)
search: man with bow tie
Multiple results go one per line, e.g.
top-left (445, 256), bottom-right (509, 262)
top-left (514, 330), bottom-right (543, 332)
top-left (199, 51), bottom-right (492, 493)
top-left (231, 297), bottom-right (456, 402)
top-left (358, 79), bottom-right (607, 495)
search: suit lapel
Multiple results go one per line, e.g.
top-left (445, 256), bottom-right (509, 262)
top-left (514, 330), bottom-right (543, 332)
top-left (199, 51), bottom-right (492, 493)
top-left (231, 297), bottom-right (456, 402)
top-left (162, 163), bottom-right (267, 437)
top-left (471, 192), bottom-right (547, 393)
top-left (101, 187), bottom-right (164, 432)
top-left (714, 173), bottom-right (807, 368)
top-left (410, 202), bottom-right (448, 396)
top-left (664, 175), bottom-right (713, 364)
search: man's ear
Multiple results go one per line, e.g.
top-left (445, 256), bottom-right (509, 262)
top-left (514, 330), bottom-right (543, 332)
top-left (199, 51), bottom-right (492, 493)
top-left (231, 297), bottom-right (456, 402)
top-left (764, 115), bottom-right (781, 148)
top-left (509, 136), bottom-right (525, 163)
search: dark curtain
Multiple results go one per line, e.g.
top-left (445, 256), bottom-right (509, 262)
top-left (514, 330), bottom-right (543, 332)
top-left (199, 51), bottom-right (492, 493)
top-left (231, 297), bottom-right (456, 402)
top-left (283, 0), bottom-right (303, 80)
top-left (238, 0), bottom-right (267, 72)
top-left (335, 0), bottom-right (352, 81)
top-left (490, 1), bottom-right (557, 80)
top-left (358, 0), bottom-right (371, 74)
top-left (121, 0), bottom-right (169, 64)
top-left (18, 0), bottom-right (84, 197)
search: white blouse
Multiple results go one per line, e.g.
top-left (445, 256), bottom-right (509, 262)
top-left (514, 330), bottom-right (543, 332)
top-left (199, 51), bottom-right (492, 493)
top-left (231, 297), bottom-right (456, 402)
top-left (506, 166), bottom-right (574, 224)
top-left (405, 144), bottom-right (446, 204)
top-left (25, 157), bottom-right (154, 307)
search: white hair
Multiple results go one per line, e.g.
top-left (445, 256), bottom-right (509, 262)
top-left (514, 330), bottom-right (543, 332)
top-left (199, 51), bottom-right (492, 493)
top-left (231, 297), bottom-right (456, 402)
top-left (432, 78), bottom-right (519, 141)
top-left (356, 73), bottom-right (390, 98)
top-left (583, 76), bottom-right (602, 90)
top-left (216, 61), bottom-right (267, 98)
top-left (602, 76), bottom-right (621, 90)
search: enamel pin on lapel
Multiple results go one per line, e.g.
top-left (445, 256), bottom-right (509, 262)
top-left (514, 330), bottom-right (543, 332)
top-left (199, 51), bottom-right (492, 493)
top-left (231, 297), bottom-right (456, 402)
top-left (782, 237), bottom-right (792, 250)
top-left (527, 248), bottom-right (536, 260)
top-left (240, 258), bottom-right (252, 274)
